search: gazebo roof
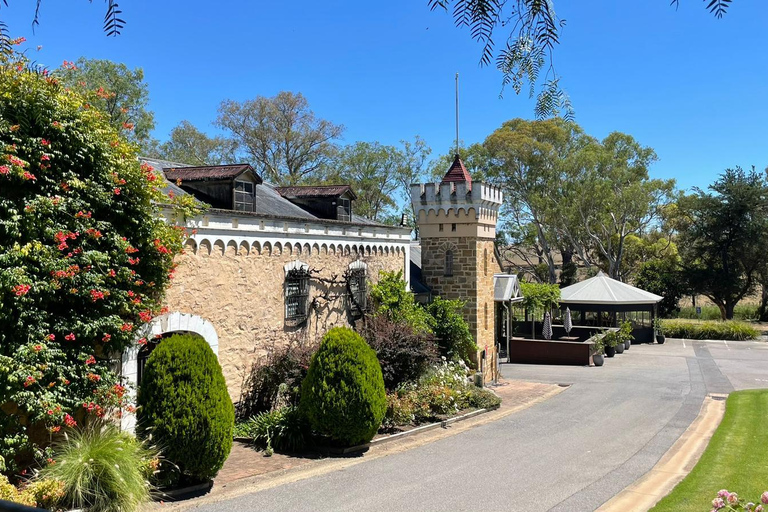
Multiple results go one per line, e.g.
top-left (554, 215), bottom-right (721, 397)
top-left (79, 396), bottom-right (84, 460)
top-left (560, 271), bottom-right (662, 306)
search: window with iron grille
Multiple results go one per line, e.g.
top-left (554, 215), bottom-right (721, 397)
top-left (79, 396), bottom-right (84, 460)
top-left (349, 268), bottom-right (367, 313)
top-left (285, 269), bottom-right (310, 321)
top-left (234, 180), bottom-right (254, 212)
top-left (444, 250), bottom-right (454, 277)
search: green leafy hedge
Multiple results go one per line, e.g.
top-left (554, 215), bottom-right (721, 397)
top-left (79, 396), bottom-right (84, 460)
top-left (300, 327), bottom-right (386, 446)
top-left (137, 334), bottom-right (234, 482)
top-left (660, 320), bottom-right (759, 341)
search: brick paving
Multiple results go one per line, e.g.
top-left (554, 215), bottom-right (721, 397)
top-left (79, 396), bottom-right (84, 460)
top-left (211, 378), bottom-right (562, 493)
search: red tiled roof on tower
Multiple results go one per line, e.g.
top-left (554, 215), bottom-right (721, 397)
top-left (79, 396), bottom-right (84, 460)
top-left (441, 154), bottom-right (472, 189)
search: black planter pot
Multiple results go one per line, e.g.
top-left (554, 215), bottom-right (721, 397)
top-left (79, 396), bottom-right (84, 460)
top-left (605, 346), bottom-right (616, 358)
top-left (593, 354), bottom-right (605, 366)
top-left (656, 334), bottom-right (666, 344)
top-left (624, 340), bottom-right (631, 351)
top-left (615, 342), bottom-right (625, 354)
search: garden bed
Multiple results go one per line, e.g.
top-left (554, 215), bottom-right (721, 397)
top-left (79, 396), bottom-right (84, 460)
top-left (660, 319), bottom-right (760, 341)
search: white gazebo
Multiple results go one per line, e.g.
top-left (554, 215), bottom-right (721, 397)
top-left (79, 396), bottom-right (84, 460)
top-left (559, 271), bottom-right (663, 343)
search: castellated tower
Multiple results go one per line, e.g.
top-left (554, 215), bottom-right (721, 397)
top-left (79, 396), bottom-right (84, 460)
top-left (411, 155), bottom-right (503, 364)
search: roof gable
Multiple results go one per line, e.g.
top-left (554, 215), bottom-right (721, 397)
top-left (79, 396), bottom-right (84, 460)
top-left (164, 164), bottom-right (261, 183)
top-left (274, 185), bottom-right (357, 200)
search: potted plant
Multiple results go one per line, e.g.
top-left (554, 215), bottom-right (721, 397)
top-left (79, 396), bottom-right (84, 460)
top-left (654, 318), bottom-right (666, 344)
top-left (591, 335), bottom-right (605, 367)
top-left (603, 331), bottom-right (619, 357)
top-left (615, 334), bottom-right (625, 354)
top-left (619, 321), bottom-right (633, 351)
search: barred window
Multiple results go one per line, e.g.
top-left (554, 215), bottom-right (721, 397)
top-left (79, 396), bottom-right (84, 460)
top-left (285, 269), bottom-right (310, 321)
top-left (349, 268), bottom-right (367, 313)
top-left (444, 250), bottom-right (454, 277)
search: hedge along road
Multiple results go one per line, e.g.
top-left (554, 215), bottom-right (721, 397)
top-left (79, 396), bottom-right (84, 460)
top-left (191, 339), bottom-right (768, 512)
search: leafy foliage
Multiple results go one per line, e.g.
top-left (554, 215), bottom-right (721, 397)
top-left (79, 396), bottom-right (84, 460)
top-left (0, 49), bottom-right (184, 473)
top-left (430, 1), bottom-right (734, 118)
top-left (300, 328), bottom-right (386, 446)
top-left (426, 297), bottom-right (477, 366)
top-left (40, 423), bottom-right (157, 512)
top-left (659, 319), bottom-right (759, 341)
top-left (519, 282), bottom-right (560, 312)
top-left (137, 334), bottom-right (234, 482)
top-left (360, 314), bottom-right (438, 390)
top-left (677, 167), bottom-right (768, 319)
top-left (216, 91), bottom-right (343, 185)
top-left (635, 259), bottom-right (686, 317)
top-left (147, 120), bottom-right (237, 166)
top-left (238, 406), bottom-right (309, 454)
top-left (236, 333), bottom-right (318, 420)
top-left (57, 58), bottom-right (155, 147)
top-left (369, 270), bottom-right (432, 334)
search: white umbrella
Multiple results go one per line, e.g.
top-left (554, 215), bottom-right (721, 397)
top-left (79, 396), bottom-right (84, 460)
top-left (542, 312), bottom-right (553, 340)
top-left (564, 307), bottom-right (573, 335)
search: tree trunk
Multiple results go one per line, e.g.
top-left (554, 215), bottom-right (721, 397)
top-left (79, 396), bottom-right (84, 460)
top-left (759, 284), bottom-right (768, 322)
top-left (724, 301), bottom-right (735, 321)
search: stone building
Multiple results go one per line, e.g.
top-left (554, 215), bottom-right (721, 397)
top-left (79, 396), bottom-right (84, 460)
top-left (409, 155), bottom-right (506, 381)
top-left (120, 159), bottom-right (411, 428)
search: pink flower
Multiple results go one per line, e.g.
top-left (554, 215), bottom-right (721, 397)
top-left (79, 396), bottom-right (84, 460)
top-left (0, 165), bottom-right (9, 176)
top-left (102, 333), bottom-right (112, 343)
top-left (728, 493), bottom-right (739, 505)
top-left (762, 492), bottom-right (768, 504)
top-left (63, 413), bottom-right (76, 428)
top-left (40, 154), bottom-right (50, 161)
top-left (712, 498), bottom-right (725, 509)
top-left (90, 289), bottom-right (105, 301)
top-left (64, 333), bottom-right (75, 341)
top-left (13, 284), bottom-right (31, 296)
top-left (120, 323), bottom-right (133, 332)
top-left (113, 188), bottom-right (121, 195)
top-left (33, 345), bottom-right (42, 352)
top-left (41, 139), bottom-right (50, 146)
top-left (84, 355), bottom-right (96, 365)
top-left (22, 171), bottom-right (36, 181)
top-left (47, 334), bottom-right (55, 341)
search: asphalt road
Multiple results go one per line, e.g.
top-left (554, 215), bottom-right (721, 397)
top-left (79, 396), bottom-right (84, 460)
top-left (191, 338), bottom-right (768, 512)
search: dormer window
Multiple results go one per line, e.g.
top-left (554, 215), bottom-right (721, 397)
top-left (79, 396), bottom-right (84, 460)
top-left (337, 197), bottom-right (351, 222)
top-left (234, 180), bottom-right (254, 212)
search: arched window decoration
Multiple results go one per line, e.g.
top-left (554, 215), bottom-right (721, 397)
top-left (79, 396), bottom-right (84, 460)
top-left (284, 261), bottom-right (310, 322)
top-left (484, 302), bottom-right (489, 330)
top-left (444, 250), bottom-right (454, 277)
top-left (348, 260), bottom-right (368, 315)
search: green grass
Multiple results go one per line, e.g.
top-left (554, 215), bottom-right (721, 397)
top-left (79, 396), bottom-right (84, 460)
top-left (660, 319), bottom-right (760, 341)
top-left (676, 304), bottom-right (760, 321)
top-left (652, 390), bottom-right (768, 512)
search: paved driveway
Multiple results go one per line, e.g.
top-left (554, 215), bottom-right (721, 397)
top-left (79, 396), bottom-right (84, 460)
top-left (191, 339), bottom-right (768, 512)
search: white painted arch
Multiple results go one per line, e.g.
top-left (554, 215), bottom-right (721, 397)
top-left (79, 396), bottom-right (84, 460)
top-left (120, 312), bottom-right (219, 431)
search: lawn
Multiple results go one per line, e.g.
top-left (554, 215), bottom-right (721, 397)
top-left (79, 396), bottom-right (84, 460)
top-left (651, 390), bottom-right (768, 511)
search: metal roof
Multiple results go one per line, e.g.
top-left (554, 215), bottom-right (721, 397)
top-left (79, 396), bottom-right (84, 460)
top-left (493, 274), bottom-right (523, 302)
top-left (560, 271), bottom-right (663, 305)
top-left (164, 164), bottom-right (258, 182)
top-left (275, 185), bottom-right (356, 200)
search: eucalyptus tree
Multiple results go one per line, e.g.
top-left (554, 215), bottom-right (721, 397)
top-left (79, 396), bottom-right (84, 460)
top-left (150, 120), bottom-right (237, 166)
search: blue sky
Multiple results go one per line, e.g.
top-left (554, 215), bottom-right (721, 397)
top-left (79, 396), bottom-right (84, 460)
top-left (2, 0), bottom-right (767, 191)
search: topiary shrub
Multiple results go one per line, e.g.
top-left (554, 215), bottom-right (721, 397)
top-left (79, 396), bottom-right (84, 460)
top-left (137, 334), bottom-right (234, 482)
top-left (300, 327), bottom-right (386, 447)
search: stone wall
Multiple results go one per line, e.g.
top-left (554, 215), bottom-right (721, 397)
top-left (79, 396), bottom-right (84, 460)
top-left (163, 240), bottom-right (405, 401)
top-left (419, 235), bottom-right (499, 378)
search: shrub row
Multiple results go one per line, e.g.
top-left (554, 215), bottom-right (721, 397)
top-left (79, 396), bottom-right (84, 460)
top-left (676, 304), bottom-right (760, 321)
top-left (661, 319), bottom-right (760, 341)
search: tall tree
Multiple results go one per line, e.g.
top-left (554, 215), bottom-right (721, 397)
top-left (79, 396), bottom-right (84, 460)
top-left (678, 167), bottom-right (768, 320)
top-left (57, 58), bottom-right (155, 147)
top-left (216, 91), bottom-right (343, 186)
top-left (149, 120), bottom-right (236, 166)
top-left (329, 141), bottom-right (404, 223)
top-left (484, 118), bottom-right (594, 283)
top-left (577, 132), bottom-right (675, 280)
